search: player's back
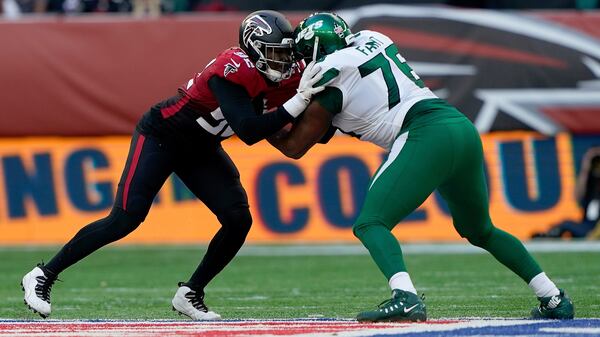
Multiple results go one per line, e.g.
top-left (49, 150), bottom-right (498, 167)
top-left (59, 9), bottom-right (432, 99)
top-left (318, 30), bottom-right (437, 150)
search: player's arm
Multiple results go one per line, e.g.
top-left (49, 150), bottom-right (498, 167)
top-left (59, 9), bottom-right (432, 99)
top-left (208, 76), bottom-right (295, 145)
top-left (208, 62), bottom-right (325, 146)
top-left (268, 86), bottom-right (341, 159)
top-left (318, 125), bottom-right (337, 144)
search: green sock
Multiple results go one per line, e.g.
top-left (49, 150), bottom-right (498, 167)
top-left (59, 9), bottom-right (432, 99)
top-left (478, 227), bottom-right (542, 283)
top-left (355, 222), bottom-right (407, 279)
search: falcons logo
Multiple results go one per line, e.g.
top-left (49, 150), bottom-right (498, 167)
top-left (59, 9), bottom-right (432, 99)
top-left (242, 15), bottom-right (273, 48)
top-left (223, 58), bottom-right (240, 77)
top-left (340, 5), bottom-right (600, 134)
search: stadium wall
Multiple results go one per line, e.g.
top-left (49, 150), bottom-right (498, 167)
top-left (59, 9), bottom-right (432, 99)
top-left (0, 132), bottom-right (597, 244)
top-left (1, 7), bottom-right (600, 244)
top-left (0, 8), bottom-right (599, 136)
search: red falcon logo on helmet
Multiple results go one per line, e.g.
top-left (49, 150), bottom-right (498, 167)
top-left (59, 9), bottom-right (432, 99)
top-left (346, 5), bottom-right (600, 134)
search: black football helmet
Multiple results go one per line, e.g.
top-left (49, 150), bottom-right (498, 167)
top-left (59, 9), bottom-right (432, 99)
top-left (239, 10), bottom-right (295, 82)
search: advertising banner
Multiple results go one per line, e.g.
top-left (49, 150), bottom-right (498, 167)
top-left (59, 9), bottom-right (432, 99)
top-left (0, 133), bottom-right (595, 245)
top-left (340, 6), bottom-right (600, 134)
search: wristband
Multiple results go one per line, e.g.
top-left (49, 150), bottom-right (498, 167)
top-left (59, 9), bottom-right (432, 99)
top-left (282, 93), bottom-right (309, 118)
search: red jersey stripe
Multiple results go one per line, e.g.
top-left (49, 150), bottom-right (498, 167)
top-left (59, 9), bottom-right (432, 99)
top-left (122, 134), bottom-right (146, 210)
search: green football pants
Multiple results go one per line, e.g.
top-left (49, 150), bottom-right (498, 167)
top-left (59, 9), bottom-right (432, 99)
top-left (353, 102), bottom-right (542, 284)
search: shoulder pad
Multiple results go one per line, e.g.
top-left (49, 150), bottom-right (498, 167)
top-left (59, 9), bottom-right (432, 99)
top-left (208, 48), bottom-right (266, 96)
top-left (213, 49), bottom-right (257, 79)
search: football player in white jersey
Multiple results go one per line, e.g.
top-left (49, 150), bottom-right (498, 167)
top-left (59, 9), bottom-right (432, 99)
top-left (268, 12), bottom-right (574, 322)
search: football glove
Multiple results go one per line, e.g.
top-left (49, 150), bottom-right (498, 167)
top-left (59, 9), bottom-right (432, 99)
top-left (283, 61), bottom-right (328, 118)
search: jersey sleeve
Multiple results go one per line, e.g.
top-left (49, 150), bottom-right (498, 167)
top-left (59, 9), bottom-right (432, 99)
top-left (314, 67), bottom-right (341, 88)
top-left (313, 58), bottom-right (343, 115)
top-left (208, 76), bottom-right (293, 145)
top-left (204, 49), bottom-right (266, 98)
top-left (314, 87), bottom-right (343, 115)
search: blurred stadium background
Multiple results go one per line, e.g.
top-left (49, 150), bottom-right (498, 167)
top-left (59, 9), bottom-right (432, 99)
top-left (1, 0), bottom-right (600, 323)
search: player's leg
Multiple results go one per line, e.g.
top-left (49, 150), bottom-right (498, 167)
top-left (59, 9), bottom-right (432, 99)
top-left (170, 145), bottom-right (251, 320)
top-left (437, 119), bottom-right (573, 319)
top-left (353, 126), bottom-right (455, 322)
top-left (22, 132), bottom-right (174, 318)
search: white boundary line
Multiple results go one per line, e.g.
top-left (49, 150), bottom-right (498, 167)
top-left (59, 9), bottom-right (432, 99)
top-left (234, 241), bottom-right (600, 256)
top-left (2, 242), bottom-right (599, 255)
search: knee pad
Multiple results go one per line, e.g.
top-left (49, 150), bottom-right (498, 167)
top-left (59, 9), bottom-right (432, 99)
top-left (218, 207), bottom-right (252, 234)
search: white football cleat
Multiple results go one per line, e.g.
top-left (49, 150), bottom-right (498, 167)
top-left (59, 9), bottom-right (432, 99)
top-left (171, 282), bottom-right (221, 320)
top-left (22, 265), bottom-right (57, 318)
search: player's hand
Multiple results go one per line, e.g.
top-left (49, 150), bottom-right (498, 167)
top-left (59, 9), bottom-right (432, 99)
top-left (297, 61), bottom-right (327, 102)
top-left (283, 61), bottom-right (330, 118)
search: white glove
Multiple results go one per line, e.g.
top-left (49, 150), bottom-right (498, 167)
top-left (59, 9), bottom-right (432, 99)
top-left (283, 61), bottom-right (328, 118)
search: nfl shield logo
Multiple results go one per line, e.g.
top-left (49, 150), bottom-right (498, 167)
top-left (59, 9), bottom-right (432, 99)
top-left (334, 24), bottom-right (344, 37)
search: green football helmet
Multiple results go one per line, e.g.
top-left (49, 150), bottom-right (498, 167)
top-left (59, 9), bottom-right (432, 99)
top-left (293, 12), bottom-right (354, 62)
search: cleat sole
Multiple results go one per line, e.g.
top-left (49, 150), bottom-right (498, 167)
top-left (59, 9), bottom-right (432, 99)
top-left (172, 306), bottom-right (185, 317)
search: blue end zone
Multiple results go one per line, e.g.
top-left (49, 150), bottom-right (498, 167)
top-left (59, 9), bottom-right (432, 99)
top-left (1, 318), bottom-right (599, 337)
top-left (370, 319), bottom-right (600, 337)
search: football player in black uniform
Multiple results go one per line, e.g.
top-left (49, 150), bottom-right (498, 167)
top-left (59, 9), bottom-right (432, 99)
top-left (22, 10), bottom-right (324, 320)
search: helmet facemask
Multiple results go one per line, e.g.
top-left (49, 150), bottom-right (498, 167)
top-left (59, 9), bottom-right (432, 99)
top-left (251, 38), bottom-right (295, 82)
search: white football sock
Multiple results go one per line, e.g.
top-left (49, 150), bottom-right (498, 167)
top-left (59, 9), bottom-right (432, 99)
top-left (389, 272), bottom-right (417, 295)
top-left (528, 272), bottom-right (560, 298)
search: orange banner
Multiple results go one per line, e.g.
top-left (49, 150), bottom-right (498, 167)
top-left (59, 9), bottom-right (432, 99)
top-left (0, 133), bottom-right (588, 245)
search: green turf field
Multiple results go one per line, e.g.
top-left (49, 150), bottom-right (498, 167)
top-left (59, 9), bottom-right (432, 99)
top-left (1, 245), bottom-right (599, 320)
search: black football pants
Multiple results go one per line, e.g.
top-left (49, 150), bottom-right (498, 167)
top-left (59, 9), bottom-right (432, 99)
top-left (46, 131), bottom-right (252, 290)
